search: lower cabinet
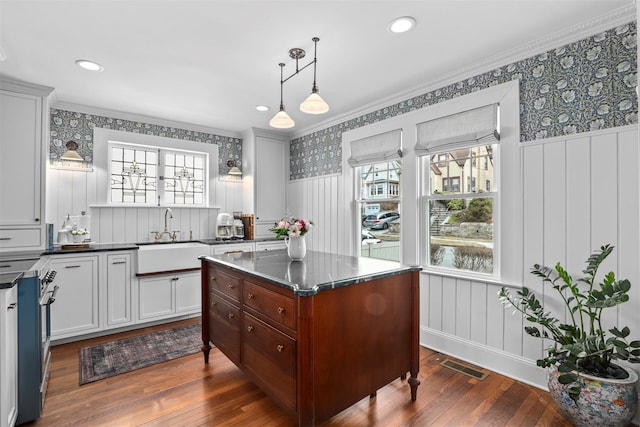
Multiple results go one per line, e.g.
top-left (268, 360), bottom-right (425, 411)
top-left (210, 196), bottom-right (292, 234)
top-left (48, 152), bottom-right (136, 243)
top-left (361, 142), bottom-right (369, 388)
top-left (138, 270), bottom-right (200, 322)
top-left (50, 255), bottom-right (100, 339)
top-left (104, 252), bottom-right (133, 329)
top-left (254, 240), bottom-right (286, 252)
top-left (0, 285), bottom-right (18, 427)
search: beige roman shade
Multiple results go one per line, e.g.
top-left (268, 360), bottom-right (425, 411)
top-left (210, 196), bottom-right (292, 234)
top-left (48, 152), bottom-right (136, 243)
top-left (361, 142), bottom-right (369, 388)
top-left (347, 129), bottom-right (402, 166)
top-left (414, 104), bottom-right (500, 155)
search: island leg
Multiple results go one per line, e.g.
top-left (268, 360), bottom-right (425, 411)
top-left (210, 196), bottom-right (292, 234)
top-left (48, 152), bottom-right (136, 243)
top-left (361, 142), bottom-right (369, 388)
top-left (201, 342), bottom-right (211, 363)
top-left (408, 373), bottom-right (420, 401)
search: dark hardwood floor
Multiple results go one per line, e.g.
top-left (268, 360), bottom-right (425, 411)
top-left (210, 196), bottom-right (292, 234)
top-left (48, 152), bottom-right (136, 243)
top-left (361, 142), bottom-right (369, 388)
top-left (24, 318), bottom-right (573, 426)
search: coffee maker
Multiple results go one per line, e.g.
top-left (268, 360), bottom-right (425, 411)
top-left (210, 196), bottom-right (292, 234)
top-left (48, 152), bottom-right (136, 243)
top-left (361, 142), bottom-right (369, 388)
top-left (232, 212), bottom-right (244, 239)
top-left (216, 213), bottom-right (234, 239)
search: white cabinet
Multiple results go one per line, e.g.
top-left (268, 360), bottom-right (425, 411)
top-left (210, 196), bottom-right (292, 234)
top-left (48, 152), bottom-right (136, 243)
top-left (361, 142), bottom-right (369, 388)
top-left (0, 79), bottom-right (53, 252)
top-left (104, 252), bottom-right (133, 328)
top-left (255, 240), bottom-right (286, 252)
top-left (0, 285), bottom-right (18, 427)
top-left (242, 129), bottom-right (287, 238)
top-left (211, 242), bottom-right (255, 255)
top-left (50, 255), bottom-right (100, 339)
top-left (138, 271), bottom-right (201, 322)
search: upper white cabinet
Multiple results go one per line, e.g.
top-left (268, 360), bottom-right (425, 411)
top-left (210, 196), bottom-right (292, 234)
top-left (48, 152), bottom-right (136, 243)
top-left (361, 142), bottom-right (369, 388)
top-left (0, 78), bottom-right (53, 252)
top-left (242, 129), bottom-right (287, 238)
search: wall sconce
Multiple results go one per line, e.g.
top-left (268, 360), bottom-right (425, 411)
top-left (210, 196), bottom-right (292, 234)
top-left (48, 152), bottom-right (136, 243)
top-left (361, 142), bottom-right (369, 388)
top-left (60, 140), bottom-right (83, 161)
top-left (269, 37), bottom-right (329, 129)
top-left (226, 160), bottom-right (242, 176)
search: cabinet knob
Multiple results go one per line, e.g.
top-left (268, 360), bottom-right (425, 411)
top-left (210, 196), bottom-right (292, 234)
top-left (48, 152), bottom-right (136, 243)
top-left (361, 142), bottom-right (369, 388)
top-left (35, 218), bottom-right (40, 222)
top-left (247, 293), bottom-right (254, 299)
top-left (276, 344), bottom-right (284, 352)
top-left (211, 301), bottom-right (217, 306)
top-left (228, 284), bottom-right (235, 289)
top-left (8, 302), bottom-right (17, 310)
top-left (247, 325), bottom-right (254, 332)
top-left (228, 313), bottom-right (234, 319)
top-left (277, 306), bottom-right (285, 314)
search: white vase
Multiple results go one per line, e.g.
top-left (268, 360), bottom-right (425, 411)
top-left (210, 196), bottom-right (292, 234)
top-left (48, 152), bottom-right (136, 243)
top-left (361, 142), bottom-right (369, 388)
top-left (284, 235), bottom-right (306, 261)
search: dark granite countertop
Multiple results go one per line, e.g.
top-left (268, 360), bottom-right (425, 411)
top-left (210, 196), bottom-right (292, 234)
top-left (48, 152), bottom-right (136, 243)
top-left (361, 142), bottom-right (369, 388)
top-left (0, 271), bottom-right (23, 289)
top-left (200, 249), bottom-right (422, 296)
top-left (42, 242), bottom-right (141, 255)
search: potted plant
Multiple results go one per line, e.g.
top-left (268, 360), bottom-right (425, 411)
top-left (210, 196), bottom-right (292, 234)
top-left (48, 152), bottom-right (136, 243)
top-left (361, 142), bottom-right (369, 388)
top-left (498, 244), bottom-right (640, 426)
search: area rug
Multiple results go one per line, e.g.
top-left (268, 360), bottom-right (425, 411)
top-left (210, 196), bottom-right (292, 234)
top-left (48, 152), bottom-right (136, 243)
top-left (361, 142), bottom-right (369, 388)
top-left (79, 322), bottom-right (202, 385)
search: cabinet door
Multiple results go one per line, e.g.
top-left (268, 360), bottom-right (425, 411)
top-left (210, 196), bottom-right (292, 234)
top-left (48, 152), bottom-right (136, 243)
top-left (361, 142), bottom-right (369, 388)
top-left (255, 241), bottom-right (286, 252)
top-left (0, 90), bottom-right (42, 227)
top-left (0, 286), bottom-right (18, 427)
top-left (50, 256), bottom-right (99, 338)
top-left (175, 271), bottom-right (200, 314)
top-left (255, 137), bottom-right (286, 233)
top-left (211, 243), bottom-right (255, 255)
top-left (105, 253), bottom-right (132, 327)
top-left (138, 276), bottom-right (175, 321)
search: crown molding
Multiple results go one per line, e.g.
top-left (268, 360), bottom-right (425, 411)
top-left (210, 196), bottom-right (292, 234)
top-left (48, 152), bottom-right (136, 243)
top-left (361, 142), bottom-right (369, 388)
top-left (52, 100), bottom-right (243, 140)
top-left (293, 3), bottom-right (637, 140)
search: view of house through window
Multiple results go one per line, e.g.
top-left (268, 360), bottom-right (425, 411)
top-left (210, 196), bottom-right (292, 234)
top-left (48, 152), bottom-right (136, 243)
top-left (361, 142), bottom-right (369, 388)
top-left (426, 144), bottom-right (496, 274)
top-left (110, 142), bottom-right (206, 206)
top-left (358, 160), bottom-right (401, 261)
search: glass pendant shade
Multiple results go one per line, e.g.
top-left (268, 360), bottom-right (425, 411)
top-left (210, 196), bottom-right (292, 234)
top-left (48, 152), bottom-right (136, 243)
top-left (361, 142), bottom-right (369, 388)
top-left (269, 109), bottom-right (295, 128)
top-left (300, 91), bottom-right (329, 114)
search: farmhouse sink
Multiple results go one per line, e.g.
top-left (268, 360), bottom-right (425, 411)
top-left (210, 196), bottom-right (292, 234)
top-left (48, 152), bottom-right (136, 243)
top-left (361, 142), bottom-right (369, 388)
top-left (136, 241), bottom-right (208, 274)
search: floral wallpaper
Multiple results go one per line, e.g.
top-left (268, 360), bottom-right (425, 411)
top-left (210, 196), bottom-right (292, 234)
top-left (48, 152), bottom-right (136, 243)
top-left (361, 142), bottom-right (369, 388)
top-left (290, 21), bottom-right (638, 180)
top-left (49, 109), bottom-right (242, 175)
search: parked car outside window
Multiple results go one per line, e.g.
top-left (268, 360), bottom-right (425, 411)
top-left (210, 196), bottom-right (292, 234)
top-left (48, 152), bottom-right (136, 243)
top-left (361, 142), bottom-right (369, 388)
top-left (363, 211), bottom-right (399, 230)
top-left (361, 230), bottom-right (382, 244)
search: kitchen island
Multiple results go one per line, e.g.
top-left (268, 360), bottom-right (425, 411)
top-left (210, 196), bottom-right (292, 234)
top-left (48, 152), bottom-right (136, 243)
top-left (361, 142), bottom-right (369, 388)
top-left (200, 249), bottom-right (421, 426)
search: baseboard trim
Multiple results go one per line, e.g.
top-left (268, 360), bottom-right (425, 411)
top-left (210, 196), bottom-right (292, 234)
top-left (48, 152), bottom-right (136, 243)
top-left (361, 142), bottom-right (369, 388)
top-left (420, 327), bottom-right (547, 390)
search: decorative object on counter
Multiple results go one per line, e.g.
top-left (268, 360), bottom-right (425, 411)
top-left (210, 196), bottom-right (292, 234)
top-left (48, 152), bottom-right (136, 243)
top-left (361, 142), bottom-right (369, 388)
top-left (79, 322), bottom-right (201, 385)
top-left (269, 37), bottom-right (329, 129)
top-left (70, 228), bottom-right (89, 243)
top-left (498, 244), bottom-right (640, 427)
top-left (240, 213), bottom-right (254, 240)
top-left (270, 216), bottom-right (313, 261)
top-left (216, 213), bottom-right (234, 239)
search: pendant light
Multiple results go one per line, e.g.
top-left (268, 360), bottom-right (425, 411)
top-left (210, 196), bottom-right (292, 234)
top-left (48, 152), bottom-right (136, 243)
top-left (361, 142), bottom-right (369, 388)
top-left (300, 38), bottom-right (329, 114)
top-left (269, 63), bottom-right (295, 128)
top-left (269, 37), bottom-right (329, 129)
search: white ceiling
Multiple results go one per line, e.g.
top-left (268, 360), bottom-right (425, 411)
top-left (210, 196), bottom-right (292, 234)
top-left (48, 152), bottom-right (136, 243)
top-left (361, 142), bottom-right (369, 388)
top-left (0, 0), bottom-right (634, 137)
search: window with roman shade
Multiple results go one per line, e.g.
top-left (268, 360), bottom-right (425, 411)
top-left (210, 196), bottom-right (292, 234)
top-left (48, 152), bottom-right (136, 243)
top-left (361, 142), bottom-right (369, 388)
top-left (417, 103), bottom-right (500, 276)
top-left (349, 129), bottom-right (403, 262)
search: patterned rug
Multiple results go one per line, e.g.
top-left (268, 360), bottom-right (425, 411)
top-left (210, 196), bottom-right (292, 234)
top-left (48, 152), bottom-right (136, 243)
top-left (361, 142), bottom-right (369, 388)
top-left (79, 322), bottom-right (202, 385)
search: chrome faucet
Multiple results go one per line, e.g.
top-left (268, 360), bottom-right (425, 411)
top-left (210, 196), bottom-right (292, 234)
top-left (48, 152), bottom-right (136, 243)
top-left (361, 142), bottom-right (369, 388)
top-left (152, 208), bottom-right (178, 241)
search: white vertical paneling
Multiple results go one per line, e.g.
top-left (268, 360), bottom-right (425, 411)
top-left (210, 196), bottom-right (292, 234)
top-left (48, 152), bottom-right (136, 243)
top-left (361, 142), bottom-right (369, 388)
top-left (486, 282), bottom-right (506, 350)
top-left (111, 208), bottom-right (126, 243)
top-left (565, 137), bottom-right (591, 274)
top-left (330, 176), bottom-right (339, 255)
top-left (441, 276), bottom-right (457, 335)
top-left (519, 144), bottom-right (544, 359)
top-left (455, 279), bottom-right (471, 340)
top-left (427, 274), bottom-right (443, 330)
top-left (617, 129), bottom-right (640, 339)
top-left (469, 280), bottom-right (488, 344)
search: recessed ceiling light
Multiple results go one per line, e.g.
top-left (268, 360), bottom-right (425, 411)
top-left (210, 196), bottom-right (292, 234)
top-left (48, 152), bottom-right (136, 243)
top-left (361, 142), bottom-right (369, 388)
top-left (389, 16), bottom-right (416, 34)
top-left (75, 59), bottom-right (104, 72)
top-left (255, 105), bottom-right (270, 112)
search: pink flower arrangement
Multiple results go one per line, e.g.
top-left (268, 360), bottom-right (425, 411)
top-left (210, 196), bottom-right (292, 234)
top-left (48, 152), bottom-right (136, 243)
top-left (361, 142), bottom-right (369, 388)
top-left (270, 217), bottom-right (314, 239)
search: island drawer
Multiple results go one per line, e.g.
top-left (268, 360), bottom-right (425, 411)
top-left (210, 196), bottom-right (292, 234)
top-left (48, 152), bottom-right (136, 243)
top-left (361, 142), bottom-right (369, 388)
top-left (242, 312), bottom-right (296, 412)
top-left (208, 292), bottom-right (240, 364)
top-left (243, 281), bottom-right (296, 331)
top-left (208, 268), bottom-right (241, 302)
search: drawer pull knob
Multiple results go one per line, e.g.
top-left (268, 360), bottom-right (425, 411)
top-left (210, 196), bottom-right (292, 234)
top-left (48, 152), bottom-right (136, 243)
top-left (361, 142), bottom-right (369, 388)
top-left (228, 313), bottom-right (234, 319)
top-left (228, 284), bottom-right (235, 289)
top-left (8, 303), bottom-right (17, 310)
top-left (276, 344), bottom-right (284, 352)
top-left (247, 293), bottom-right (254, 299)
top-left (212, 301), bottom-right (217, 306)
top-left (247, 325), bottom-right (254, 332)
top-left (277, 306), bottom-right (285, 314)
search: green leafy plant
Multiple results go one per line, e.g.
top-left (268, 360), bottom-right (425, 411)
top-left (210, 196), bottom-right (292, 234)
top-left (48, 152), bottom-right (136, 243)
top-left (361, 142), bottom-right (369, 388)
top-left (498, 244), bottom-right (640, 402)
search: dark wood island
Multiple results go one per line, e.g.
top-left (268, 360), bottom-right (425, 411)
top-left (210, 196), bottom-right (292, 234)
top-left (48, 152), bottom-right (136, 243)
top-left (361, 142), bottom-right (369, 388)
top-left (200, 249), bottom-right (421, 426)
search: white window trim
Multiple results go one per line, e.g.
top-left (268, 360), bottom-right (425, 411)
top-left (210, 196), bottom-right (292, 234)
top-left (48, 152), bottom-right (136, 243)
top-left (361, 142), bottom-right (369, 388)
top-left (93, 128), bottom-right (218, 207)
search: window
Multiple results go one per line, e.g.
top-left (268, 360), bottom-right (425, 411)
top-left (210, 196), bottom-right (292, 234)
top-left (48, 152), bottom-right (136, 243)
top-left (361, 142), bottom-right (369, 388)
top-left (359, 160), bottom-right (401, 261)
top-left (109, 142), bottom-right (206, 206)
top-left (427, 145), bottom-right (496, 274)
top-left (347, 128), bottom-right (402, 262)
top-left (416, 104), bottom-right (499, 277)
